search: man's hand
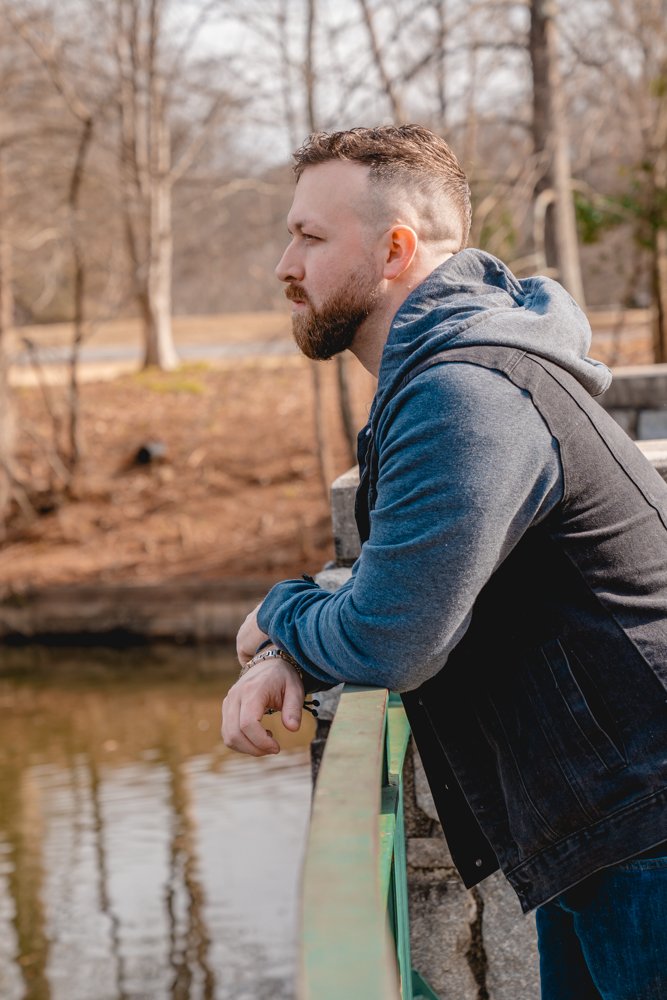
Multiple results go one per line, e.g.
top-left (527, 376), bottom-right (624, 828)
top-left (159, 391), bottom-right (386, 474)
top-left (236, 603), bottom-right (269, 667)
top-left (221, 658), bottom-right (304, 756)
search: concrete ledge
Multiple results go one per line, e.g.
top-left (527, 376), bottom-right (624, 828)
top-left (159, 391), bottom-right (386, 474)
top-left (331, 467), bottom-right (361, 565)
top-left (601, 364), bottom-right (667, 408)
top-left (0, 580), bottom-right (267, 642)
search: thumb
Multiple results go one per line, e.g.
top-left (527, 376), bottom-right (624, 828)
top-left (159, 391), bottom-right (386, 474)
top-left (281, 673), bottom-right (304, 732)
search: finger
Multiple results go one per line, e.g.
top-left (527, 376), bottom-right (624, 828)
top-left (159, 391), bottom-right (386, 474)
top-left (221, 712), bottom-right (268, 756)
top-left (235, 605), bottom-right (268, 667)
top-left (221, 692), bottom-right (269, 757)
top-left (236, 610), bottom-right (255, 666)
top-left (236, 637), bottom-right (253, 668)
top-left (222, 728), bottom-right (268, 756)
top-left (238, 694), bottom-right (280, 750)
top-left (240, 700), bottom-right (281, 753)
top-left (281, 675), bottom-right (304, 732)
top-left (237, 633), bottom-right (263, 668)
top-left (236, 635), bottom-right (250, 668)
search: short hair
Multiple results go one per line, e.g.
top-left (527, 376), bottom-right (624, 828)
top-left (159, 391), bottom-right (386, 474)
top-left (293, 124), bottom-right (472, 251)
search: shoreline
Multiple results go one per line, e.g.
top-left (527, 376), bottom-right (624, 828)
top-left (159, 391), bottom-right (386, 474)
top-left (0, 578), bottom-right (269, 644)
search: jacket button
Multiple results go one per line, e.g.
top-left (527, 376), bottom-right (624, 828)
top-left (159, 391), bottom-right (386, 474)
top-left (417, 697), bottom-right (423, 706)
top-left (475, 858), bottom-right (483, 868)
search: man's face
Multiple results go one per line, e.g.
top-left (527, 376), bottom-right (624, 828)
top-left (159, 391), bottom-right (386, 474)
top-left (275, 161), bottom-right (384, 360)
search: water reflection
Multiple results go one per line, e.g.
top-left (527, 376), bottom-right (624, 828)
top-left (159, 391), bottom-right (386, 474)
top-left (0, 645), bottom-right (314, 1000)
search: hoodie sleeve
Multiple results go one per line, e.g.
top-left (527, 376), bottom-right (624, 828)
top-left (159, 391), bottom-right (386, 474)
top-left (257, 363), bottom-right (563, 692)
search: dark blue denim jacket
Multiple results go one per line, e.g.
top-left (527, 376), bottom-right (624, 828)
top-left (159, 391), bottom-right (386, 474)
top-left (360, 346), bottom-right (667, 912)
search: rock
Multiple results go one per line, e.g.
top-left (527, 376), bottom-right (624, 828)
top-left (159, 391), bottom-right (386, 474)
top-left (314, 566), bottom-right (352, 593)
top-left (412, 743), bottom-right (441, 823)
top-left (134, 440), bottom-right (167, 464)
top-left (479, 871), bottom-right (540, 1000)
top-left (407, 838), bottom-right (479, 1000)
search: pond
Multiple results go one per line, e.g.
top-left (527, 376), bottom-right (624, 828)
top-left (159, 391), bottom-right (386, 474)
top-left (0, 644), bottom-right (315, 1000)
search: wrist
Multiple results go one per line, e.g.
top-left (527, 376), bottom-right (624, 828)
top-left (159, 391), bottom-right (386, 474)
top-left (240, 646), bottom-right (304, 683)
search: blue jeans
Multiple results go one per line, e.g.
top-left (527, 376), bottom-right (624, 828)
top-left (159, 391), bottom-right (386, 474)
top-left (536, 851), bottom-right (667, 1000)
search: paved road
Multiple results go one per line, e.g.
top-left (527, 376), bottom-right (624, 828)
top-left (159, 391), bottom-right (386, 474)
top-left (12, 339), bottom-right (297, 366)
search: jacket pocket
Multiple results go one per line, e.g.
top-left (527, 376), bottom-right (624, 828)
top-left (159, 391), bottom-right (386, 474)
top-left (541, 638), bottom-right (627, 771)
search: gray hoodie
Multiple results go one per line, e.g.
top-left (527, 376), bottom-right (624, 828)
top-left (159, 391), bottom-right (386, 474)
top-left (257, 249), bottom-right (612, 691)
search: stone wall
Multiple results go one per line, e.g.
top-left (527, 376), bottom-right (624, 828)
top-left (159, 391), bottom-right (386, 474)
top-left (316, 437), bottom-right (667, 1000)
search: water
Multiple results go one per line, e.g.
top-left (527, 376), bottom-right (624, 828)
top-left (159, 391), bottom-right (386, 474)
top-left (0, 645), bottom-right (315, 1000)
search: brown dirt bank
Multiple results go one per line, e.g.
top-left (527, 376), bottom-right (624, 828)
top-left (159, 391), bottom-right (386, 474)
top-left (0, 353), bottom-right (375, 608)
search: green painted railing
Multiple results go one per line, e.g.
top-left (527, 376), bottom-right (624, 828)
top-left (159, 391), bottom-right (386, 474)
top-left (298, 686), bottom-right (440, 999)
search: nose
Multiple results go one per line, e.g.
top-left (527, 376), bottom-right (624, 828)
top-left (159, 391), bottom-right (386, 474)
top-left (275, 239), bottom-right (304, 283)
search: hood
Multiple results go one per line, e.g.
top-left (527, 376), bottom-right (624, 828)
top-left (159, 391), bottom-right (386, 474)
top-left (375, 249), bottom-right (610, 414)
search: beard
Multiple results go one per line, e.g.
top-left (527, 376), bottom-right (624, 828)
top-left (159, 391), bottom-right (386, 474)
top-left (286, 272), bottom-right (381, 360)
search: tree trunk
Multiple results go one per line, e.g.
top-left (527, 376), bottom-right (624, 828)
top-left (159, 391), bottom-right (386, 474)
top-left (0, 152), bottom-right (15, 529)
top-left (143, 167), bottom-right (177, 367)
top-left (305, 0), bottom-right (317, 136)
top-left (277, 0), bottom-right (300, 152)
top-left (67, 116), bottom-right (95, 474)
top-left (529, 0), bottom-right (585, 305)
top-left (335, 354), bottom-right (357, 465)
top-left (303, 0), bottom-right (331, 495)
top-left (115, 0), bottom-right (178, 371)
top-left (143, 22), bottom-right (178, 370)
top-left (462, 42), bottom-right (478, 170)
top-left (143, 234), bottom-right (177, 369)
top-left (358, 0), bottom-right (404, 121)
top-left (0, 165), bottom-right (12, 340)
top-left (650, 66), bottom-right (667, 363)
top-left (652, 230), bottom-right (667, 363)
top-left (435, 0), bottom-right (448, 127)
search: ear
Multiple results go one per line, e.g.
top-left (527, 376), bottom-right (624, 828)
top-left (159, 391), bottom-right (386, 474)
top-left (382, 225), bottom-right (418, 281)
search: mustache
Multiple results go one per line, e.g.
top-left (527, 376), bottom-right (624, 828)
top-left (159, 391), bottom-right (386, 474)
top-left (285, 284), bottom-right (311, 305)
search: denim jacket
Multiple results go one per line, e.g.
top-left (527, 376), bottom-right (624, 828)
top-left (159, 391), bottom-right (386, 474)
top-left (361, 345), bottom-right (667, 911)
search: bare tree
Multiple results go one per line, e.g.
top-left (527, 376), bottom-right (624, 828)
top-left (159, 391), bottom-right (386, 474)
top-left (112, 0), bottom-right (230, 369)
top-left (529, 0), bottom-right (585, 303)
top-left (0, 32), bottom-right (41, 527)
top-left (652, 81), bottom-right (667, 361)
top-left (4, 2), bottom-right (103, 477)
top-left (559, 0), bottom-right (667, 355)
top-left (612, 0), bottom-right (667, 361)
top-left (7, 0), bottom-right (237, 376)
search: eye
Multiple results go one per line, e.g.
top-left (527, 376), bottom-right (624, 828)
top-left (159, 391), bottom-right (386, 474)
top-left (302, 233), bottom-right (320, 243)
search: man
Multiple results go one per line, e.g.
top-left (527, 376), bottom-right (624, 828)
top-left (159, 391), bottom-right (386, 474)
top-left (221, 125), bottom-right (667, 999)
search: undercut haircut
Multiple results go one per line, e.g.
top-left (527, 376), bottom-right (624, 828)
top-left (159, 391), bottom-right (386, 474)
top-left (292, 124), bottom-right (472, 251)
